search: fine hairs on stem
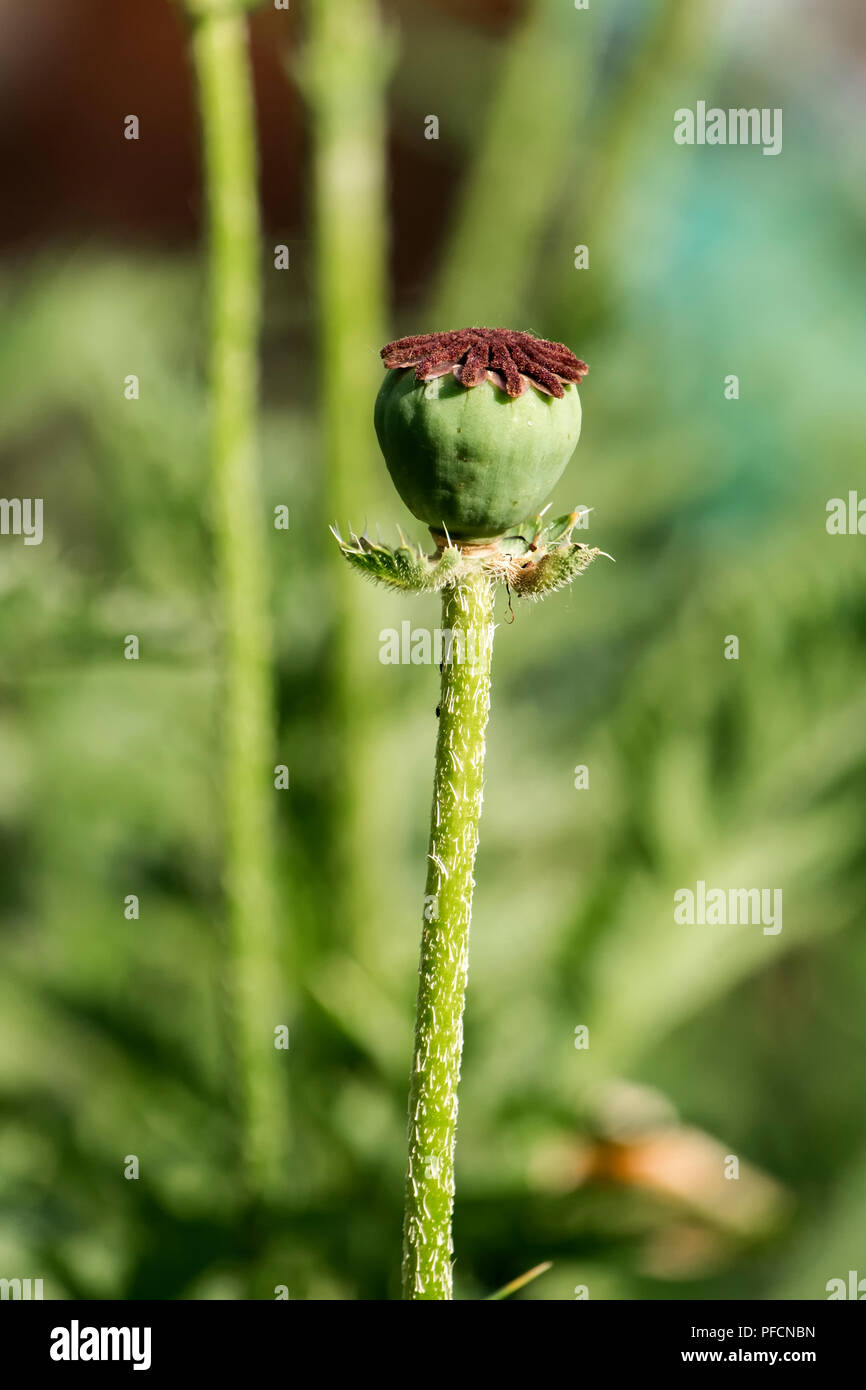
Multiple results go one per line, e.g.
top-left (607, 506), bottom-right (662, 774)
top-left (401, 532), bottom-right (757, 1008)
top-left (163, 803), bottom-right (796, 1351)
top-left (189, 2), bottom-right (286, 1202)
top-left (402, 569), bottom-right (495, 1299)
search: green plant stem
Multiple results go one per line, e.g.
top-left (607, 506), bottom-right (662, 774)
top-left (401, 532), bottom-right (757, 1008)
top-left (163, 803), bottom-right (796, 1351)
top-left (190, 5), bottom-right (285, 1200)
top-left (402, 569), bottom-right (495, 1300)
top-left (302, 0), bottom-right (390, 953)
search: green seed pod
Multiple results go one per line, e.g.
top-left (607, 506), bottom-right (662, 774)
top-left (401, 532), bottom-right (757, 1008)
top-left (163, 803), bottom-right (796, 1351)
top-left (375, 328), bottom-right (589, 541)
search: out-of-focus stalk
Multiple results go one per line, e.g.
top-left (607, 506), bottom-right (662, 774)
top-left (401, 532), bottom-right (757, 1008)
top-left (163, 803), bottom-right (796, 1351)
top-left (429, 0), bottom-right (585, 329)
top-left (189, 0), bottom-right (286, 1200)
top-left (300, 0), bottom-right (391, 950)
top-left (544, 0), bottom-right (706, 338)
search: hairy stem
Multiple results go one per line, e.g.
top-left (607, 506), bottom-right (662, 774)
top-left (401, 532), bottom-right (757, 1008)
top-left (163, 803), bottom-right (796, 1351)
top-left (402, 570), bottom-right (495, 1300)
top-left (190, 5), bottom-right (286, 1199)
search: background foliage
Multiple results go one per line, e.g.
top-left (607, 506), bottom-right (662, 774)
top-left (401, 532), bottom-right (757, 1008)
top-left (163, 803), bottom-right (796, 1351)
top-left (0, 0), bottom-right (864, 1299)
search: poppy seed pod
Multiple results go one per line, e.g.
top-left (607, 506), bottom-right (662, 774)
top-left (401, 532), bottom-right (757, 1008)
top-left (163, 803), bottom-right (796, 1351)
top-left (374, 328), bottom-right (589, 542)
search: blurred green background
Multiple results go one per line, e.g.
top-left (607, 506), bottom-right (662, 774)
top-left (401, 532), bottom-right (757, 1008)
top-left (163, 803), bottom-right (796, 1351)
top-left (1, 0), bottom-right (864, 1300)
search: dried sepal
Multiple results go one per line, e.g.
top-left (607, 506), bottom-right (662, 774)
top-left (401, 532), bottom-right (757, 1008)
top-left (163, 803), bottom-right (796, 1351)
top-left (331, 508), bottom-right (610, 600)
top-left (330, 526), bottom-right (460, 592)
top-left (497, 507), bottom-right (611, 600)
top-left (509, 542), bottom-right (601, 600)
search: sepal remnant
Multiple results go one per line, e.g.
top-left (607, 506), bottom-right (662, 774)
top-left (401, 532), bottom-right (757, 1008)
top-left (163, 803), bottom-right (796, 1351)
top-left (330, 526), bottom-right (461, 591)
top-left (331, 508), bottom-right (610, 601)
top-left (506, 508), bottom-right (609, 601)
